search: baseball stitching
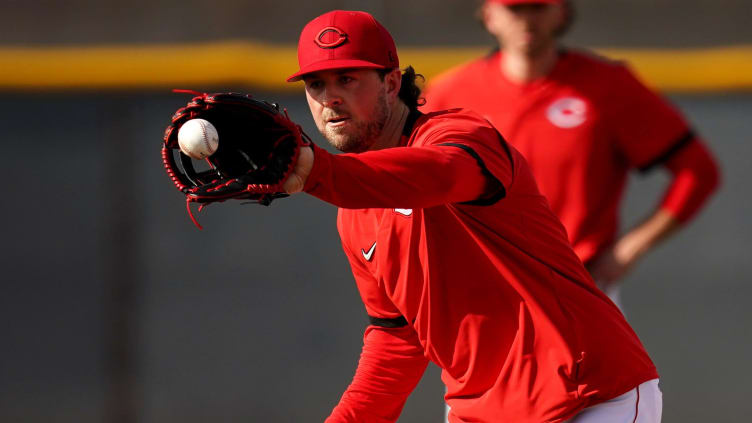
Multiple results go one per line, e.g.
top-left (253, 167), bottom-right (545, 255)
top-left (199, 120), bottom-right (212, 157)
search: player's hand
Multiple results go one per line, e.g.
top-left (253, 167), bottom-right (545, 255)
top-left (586, 235), bottom-right (645, 286)
top-left (283, 145), bottom-right (314, 194)
top-left (587, 248), bottom-right (630, 286)
top-left (587, 210), bottom-right (680, 287)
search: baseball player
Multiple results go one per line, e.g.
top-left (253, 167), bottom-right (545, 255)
top-left (422, 0), bottom-right (721, 308)
top-left (283, 10), bottom-right (663, 423)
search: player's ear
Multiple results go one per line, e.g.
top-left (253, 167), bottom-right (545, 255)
top-left (384, 68), bottom-right (402, 98)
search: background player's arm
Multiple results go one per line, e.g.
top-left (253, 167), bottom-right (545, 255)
top-left (587, 209), bottom-right (679, 283)
top-left (588, 138), bottom-right (720, 283)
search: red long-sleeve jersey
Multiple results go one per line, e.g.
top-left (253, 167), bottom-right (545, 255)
top-left (304, 109), bottom-right (658, 423)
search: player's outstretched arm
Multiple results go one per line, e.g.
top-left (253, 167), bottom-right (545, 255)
top-left (291, 142), bottom-right (503, 210)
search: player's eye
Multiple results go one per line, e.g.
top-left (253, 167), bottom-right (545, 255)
top-left (339, 75), bottom-right (354, 85)
top-left (306, 80), bottom-right (324, 90)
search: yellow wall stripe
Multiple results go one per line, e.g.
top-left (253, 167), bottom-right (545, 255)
top-left (596, 45), bottom-right (752, 93)
top-left (1, 41), bottom-right (751, 93)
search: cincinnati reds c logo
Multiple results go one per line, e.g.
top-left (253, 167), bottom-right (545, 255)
top-left (315, 27), bottom-right (348, 49)
top-left (546, 97), bottom-right (588, 129)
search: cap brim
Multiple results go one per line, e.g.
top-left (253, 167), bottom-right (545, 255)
top-left (286, 59), bottom-right (389, 82)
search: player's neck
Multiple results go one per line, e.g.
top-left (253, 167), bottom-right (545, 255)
top-left (370, 100), bottom-right (409, 151)
top-left (500, 44), bottom-right (559, 84)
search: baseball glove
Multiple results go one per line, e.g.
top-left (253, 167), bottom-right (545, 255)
top-left (162, 90), bottom-right (311, 229)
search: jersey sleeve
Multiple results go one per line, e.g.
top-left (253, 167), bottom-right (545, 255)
top-left (304, 142), bottom-right (490, 209)
top-left (325, 325), bottom-right (429, 423)
top-left (659, 136), bottom-right (721, 223)
top-left (303, 112), bottom-right (513, 209)
top-left (414, 112), bottom-right (515, 205)
top-left (606, 64), bottom-right (692, 169)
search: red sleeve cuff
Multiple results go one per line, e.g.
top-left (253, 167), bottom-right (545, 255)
top-left (302, 143), bottom-right (331, 194)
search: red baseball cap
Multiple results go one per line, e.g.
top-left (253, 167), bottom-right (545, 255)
top-left (287, 10), bottom-right (399, 82)
top-left (486, 0), bottom-right (562, 5)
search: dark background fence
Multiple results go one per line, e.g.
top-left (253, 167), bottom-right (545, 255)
top-left (2, 0), bottom-right (750, 47)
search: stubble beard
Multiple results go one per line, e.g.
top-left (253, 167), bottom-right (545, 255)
top-left (320, 91), bottom-right (390, 153)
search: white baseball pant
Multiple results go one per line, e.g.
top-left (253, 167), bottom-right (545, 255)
top-left (444, 379), bottom-right (662, 423)
top-left (564, 378), bottom-right (662, 423)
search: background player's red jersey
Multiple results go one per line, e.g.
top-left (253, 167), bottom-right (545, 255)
top-left (304, 109), bottom-right (658, 423)
top-left (424, 50), bottom-right (717, 264)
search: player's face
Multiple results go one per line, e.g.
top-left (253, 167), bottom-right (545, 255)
top-left (303, 69), bottom-right (390, 153)
top-left (483, 3), bottom-right (566, 56)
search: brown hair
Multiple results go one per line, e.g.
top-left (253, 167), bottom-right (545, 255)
top-left (377, 66), bottom-right (426, 111)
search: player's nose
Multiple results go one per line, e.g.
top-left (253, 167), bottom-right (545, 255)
top-left (319, 86), bottom-right (344, 107)
top-left (321, 94), bottom-right (343, 108)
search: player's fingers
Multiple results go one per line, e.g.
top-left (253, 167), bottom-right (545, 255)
top-left (284, 145), bottom-right (314, 194)
top-left (587, 252), bottom-right (622, 283)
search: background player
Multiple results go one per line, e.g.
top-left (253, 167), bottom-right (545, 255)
top-left (283, 9), bottom-right (662, 423)
top-left (422, 0), bottom-right (721, 308)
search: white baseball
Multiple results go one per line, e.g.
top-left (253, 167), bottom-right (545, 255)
top-left (178, 118), bottom-right (219, 159)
